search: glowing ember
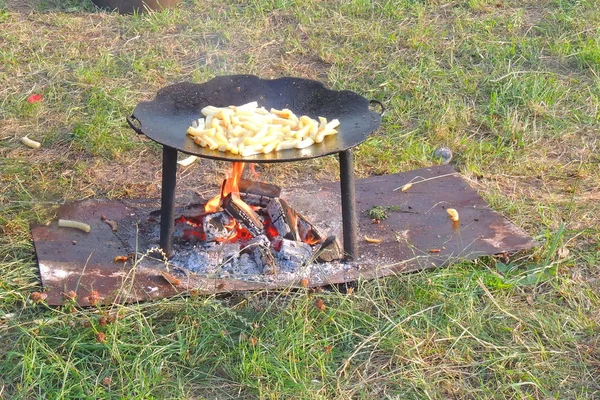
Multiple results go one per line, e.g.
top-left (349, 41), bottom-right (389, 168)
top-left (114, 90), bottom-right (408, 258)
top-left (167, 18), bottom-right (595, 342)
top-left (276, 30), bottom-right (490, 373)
top-left (263, 220), bottom-right (280, 240)
top-left (205, 162), bottom-right (246, 213)
top-left (216, 219), bottom-right (253, 242)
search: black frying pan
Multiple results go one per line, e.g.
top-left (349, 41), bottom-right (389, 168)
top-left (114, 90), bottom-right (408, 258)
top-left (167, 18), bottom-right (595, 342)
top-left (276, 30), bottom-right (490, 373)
top-left (127, 75), bottom-right (383, 163)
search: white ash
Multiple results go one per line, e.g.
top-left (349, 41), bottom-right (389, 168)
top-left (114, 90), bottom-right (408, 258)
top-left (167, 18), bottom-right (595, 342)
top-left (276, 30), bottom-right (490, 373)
top-left (165, 233), bottom-right (349, 283)
top-left (276, 239), bottom-right (313, 273)
top-left (204, 212), bottom-right (233, 241)
top-left (169, 246), bottom-right (221, 274)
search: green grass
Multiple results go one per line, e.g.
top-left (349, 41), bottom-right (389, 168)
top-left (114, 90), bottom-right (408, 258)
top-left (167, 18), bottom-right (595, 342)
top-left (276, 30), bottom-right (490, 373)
top-left (1, 0), bottom-right (599, 398)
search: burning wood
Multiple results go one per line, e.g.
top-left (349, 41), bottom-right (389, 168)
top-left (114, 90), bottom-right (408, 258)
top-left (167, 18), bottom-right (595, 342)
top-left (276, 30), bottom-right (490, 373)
top-left (222, 193), bottom-right (264, 237)
top-left (281, 199), bottom-right (300, 241)
top-left (228, 179), bottom-right (281, 198)
top-left (266, 198), bottom-right (292, 240)
top-left (221, 178), bottom-right (281, 207)
top-left (296, 213), bottom-right (324, 245)
top-left (205, 162), bottom-right (246, 213)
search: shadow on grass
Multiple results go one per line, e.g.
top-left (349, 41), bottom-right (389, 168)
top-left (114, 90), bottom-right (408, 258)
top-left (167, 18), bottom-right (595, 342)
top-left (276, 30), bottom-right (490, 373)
top-left (2, 0), bottom-right (97, 13)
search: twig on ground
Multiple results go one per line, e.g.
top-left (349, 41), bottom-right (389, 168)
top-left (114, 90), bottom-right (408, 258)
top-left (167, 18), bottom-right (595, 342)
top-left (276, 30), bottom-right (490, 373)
top-left (393, 172), bottom-right (459, 192)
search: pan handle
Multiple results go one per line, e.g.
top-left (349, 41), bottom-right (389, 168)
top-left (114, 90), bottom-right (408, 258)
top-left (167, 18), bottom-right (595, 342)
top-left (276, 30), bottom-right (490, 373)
top-left (368, 99), bottom-right (385, 117)
top-left (126, 114), bottom-right (144, 135)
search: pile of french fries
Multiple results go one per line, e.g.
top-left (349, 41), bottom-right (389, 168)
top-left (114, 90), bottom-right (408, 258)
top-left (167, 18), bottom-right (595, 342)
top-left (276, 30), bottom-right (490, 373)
top-left (186, 101), bottom-right (340, 157)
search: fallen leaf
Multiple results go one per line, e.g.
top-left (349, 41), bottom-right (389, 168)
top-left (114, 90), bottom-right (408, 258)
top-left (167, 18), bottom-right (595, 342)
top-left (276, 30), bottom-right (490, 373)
top-left (526, 295), bottom-right (535, 306)
top-left (102, 377), bottom-right (112, 386)
top-left (161, 271), bottom-right (181, 286)
top-left (248, 337), bottom-right (258, 346)
top-left (113, 255), bottom-right (128, 263)
top-left (299, 278), bottom-right (309, 288)
top-left (104, 220), bottom-right (118, 232)
top-left (324, 344), bottom-right (333, 354)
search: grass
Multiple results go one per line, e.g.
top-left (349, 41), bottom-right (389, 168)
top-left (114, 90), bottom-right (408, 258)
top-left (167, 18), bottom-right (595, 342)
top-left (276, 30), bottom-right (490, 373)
top-left (1, 0), bottom-right (599, 398)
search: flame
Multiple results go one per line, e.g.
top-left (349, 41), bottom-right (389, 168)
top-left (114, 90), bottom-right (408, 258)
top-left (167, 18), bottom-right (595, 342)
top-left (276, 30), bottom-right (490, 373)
top-left (304, 231), bottom-right (321, 246)
top-left (205, 162), bottom-right (246, 213)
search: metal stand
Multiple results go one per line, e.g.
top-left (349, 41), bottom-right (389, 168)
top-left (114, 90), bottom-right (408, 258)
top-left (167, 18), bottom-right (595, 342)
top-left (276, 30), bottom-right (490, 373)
top-left (159, 146), bottom-right (178, 258)
top-left (339, 149), bottom-right (358, 261)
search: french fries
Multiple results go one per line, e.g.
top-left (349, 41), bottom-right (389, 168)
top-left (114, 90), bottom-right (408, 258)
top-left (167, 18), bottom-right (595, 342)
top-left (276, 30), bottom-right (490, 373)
top-left (187, 101), bottom-right (340, 156)
top-left (58, 219), bottom-right (91, 233)
top-left (21, 136), bottom-right (41, 149)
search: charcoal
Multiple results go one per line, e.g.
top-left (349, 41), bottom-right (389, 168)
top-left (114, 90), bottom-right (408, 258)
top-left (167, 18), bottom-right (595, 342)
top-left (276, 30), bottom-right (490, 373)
top-left (242, 234), bottom-right (271, 252)
top-left (266, 198), bottom-right (291, 239)
top-left (252, 245), bottom-right (277, 275)
top-left (219, 252), bottom-right (263, 278)
top-left (240, 193), bottom-right (271, 207)
top-left (170, 247), bottom-right (222, 274)
top-left (314, 236), bottom-right (343, 262)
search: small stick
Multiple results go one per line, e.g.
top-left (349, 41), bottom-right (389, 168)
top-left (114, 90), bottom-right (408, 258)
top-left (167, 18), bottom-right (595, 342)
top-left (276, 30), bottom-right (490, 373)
top-left (392, 172), bottom-right (458, 192)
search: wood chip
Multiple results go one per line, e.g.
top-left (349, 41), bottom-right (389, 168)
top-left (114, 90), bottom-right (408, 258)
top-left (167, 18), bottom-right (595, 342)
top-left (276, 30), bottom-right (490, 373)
top-left (160, 271), bottom-right (181, 286)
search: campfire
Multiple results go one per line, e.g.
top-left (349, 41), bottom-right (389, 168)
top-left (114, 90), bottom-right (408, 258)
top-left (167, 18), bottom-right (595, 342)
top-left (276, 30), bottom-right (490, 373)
top-left (28, 74), bottom-right (536, 306)
top-left (168, 162), bottom-right (341, 278)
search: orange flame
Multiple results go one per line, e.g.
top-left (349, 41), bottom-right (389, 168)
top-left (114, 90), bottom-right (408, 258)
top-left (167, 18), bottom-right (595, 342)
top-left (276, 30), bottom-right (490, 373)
top-left (304, 231), bottom-right (321, 246)
top-left (205, 162), bottom-right (246, 213)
